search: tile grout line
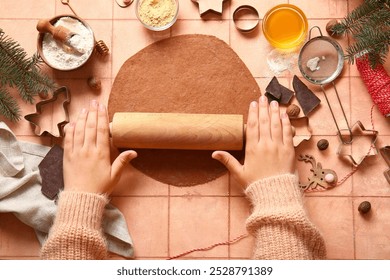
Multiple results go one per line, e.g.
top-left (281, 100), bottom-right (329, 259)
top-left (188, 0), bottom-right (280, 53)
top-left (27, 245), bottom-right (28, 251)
top-left (227, 174), bottom-right (231, 259)
top-left (347, 0), bottom-right (356, 261)
top-left (167, 184), bottom-right (171, 259)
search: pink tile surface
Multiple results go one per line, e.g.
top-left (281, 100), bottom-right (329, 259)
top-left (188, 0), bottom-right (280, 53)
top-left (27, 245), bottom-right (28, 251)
top-left (1, 0), bottom-right (390, 260)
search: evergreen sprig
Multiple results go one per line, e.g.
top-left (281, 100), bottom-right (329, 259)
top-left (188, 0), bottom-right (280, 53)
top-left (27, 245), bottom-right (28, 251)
top-left (0, 28), bottom-right (57, 122)
top-left (331, 0), bottom-right (390, 68)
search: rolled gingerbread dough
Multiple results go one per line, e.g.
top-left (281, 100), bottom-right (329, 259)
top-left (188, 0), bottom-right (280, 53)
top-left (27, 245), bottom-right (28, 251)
top-left (108, 34), bottom-right (260, 186)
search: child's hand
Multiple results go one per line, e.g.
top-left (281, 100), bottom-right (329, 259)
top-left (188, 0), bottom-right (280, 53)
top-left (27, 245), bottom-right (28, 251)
top-left (212, 96), bottom-right (295, 188)
top-left (63, 100), bottom-right (137, 195)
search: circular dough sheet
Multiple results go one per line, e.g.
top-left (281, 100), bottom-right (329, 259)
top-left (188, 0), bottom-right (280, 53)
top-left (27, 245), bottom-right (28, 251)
top-left (109, 34), bottom-right (260, 186)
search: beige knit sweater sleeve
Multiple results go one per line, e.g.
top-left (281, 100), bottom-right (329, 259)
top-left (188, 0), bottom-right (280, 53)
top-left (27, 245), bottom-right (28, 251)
top-left (40, 191), bottom-right (109, 260)
top-left (245, 174), bottom-right (326, 260)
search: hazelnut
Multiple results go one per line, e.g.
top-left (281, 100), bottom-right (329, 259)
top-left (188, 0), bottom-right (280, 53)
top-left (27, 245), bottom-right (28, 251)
top-left (87, 76), bottom-right (102, 90)
top-left (358, 201), bottom-right (371, 214)
top-left (317, 139), bottom-right (329, 151)
top-left (326, 19), bottom-right (342, 38)
top-left (286, 104), bottom-right (300, 118)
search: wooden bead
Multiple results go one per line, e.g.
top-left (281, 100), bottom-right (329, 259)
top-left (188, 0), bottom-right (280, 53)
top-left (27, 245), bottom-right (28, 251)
top-left (324, 173), bottom-right (335, 183)
top-left (317, 139), bottom-right (329, 151)
top-left (358, 201), bottom-right (371, 214)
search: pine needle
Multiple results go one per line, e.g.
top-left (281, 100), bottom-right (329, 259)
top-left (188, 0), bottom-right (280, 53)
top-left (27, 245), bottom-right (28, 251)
top-left (331, 0), bottom-right (390, 68)
top-left (0, 28), bottom-right (57, 122)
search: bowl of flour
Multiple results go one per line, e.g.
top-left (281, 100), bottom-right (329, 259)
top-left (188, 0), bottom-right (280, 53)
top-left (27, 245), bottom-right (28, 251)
top-left (37, 15), bottom-right (95, 71)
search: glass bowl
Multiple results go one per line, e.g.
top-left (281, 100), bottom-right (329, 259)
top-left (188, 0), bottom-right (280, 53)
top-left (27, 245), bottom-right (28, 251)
top-left (262, 4), bottom-right (308, 50)
top-left (135, 0), bottom-right (179, 31)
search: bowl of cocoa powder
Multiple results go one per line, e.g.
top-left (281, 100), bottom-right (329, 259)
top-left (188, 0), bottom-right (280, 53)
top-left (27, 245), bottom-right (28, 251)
top-left (135, 0), bottom-right (179, 31)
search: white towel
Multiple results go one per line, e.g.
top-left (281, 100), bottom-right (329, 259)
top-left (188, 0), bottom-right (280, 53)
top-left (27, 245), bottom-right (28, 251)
top-left (0, 122), bottom-right (134, 258)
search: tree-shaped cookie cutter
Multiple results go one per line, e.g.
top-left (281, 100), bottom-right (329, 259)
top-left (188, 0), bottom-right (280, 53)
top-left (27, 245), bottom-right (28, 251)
top-left (24, 86), bottom-right (70, 137)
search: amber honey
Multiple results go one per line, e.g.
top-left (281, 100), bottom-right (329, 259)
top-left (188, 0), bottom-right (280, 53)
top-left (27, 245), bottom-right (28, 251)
top-left (263, 4), bottom-right (308, 50)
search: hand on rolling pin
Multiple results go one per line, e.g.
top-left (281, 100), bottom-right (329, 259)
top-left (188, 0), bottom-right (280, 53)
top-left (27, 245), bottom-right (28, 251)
top-left (212, 96), bottom-right (296, 188)
top-left (63, 100), bottom-right (137, 195)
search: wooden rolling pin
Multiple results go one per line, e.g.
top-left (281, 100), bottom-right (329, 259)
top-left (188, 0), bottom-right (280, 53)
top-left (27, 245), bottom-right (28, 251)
top-left (111, 112), bottom-right (244, 150)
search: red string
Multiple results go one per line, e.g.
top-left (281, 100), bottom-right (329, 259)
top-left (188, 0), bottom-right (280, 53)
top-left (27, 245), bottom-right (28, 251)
top-left (167, 233), bottom-right (249, 260)
top-left (356, 57), bottom-right (390, 117)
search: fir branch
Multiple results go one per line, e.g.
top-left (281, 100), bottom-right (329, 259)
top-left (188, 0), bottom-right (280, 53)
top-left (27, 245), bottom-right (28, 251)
top-left (332, 0), bottom-right (388, 35)
top-left (0, 28), bottom-right (57, 121)
top-left (0, 88), bottom-right (21, 122)
top-left (346, 29), bottom-right (390, 67)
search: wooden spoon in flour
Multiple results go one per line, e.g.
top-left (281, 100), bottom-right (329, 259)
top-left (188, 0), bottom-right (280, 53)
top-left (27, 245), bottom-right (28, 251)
top-left (36, 19), bottom-right (85, 54)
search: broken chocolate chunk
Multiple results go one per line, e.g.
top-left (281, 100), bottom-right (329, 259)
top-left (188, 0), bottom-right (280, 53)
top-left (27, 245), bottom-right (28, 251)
top-left (293, 75), bottom-right (321, 115)
top-left (279, 85), bottom-right (294, 104)
top-left (38, 145), bottom-right (64, 200)
top-left (265, 76), bottom-right (294, 105)
top-left (265, 76), bottom-right (281, 99)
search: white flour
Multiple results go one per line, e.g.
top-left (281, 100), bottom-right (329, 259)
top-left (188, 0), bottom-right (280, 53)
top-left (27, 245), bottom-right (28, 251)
top-left (42, 17), bottom-right (94, 70)
top-left (266, 49), bottom-right (298, 75)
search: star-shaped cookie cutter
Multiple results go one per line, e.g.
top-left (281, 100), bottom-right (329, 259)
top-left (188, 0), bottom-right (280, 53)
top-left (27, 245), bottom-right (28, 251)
top-left (337, 121), bottom-right (378, 166)
top-left (24, 86), bottom-right (70, 137)
top-left (191, 0), bottom-right (230, 16)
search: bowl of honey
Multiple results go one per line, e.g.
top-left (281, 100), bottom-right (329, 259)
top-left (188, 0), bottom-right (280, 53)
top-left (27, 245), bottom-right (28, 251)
top-left (262, 4), bottom-right (308, 50)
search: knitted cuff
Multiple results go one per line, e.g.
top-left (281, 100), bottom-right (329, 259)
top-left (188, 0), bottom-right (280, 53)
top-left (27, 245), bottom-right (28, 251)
top-left (56, 191), bottom-right (109, 230)
top-left (245, 174), bottom-right (302, 210)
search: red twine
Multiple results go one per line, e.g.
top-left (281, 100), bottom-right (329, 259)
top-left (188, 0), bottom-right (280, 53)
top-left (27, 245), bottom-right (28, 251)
top-left (356, 57), bottom-right (390, 117)
top-left (167, 233), bottom-right (249, 260)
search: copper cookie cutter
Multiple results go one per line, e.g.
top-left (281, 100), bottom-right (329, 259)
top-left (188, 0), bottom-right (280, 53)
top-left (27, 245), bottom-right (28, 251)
top-left (290, 116), bottom-right (312, 147)
top-left (24, 86), bottom-right (70, 137)
top-left (233, 5), bottom-right (260, 33)
top-left (380, 146), bottom-right (390, 184)
top-left (337, 121), bottom-right (378, 166)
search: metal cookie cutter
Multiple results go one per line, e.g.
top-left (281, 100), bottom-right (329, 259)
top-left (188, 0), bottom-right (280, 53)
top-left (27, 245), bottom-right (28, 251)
top-left (290, 116), bottom-right (312, 147)
top-left (115, 0), bottom-right (133, 8)
top-left (380, 146), bottom-right (390, 184)
top-left (24, 86), bottom-right (70, 137)
top-left (337, 121), bottom-right (378, 166)
top-left (233, 5), bottom-right (260, 33)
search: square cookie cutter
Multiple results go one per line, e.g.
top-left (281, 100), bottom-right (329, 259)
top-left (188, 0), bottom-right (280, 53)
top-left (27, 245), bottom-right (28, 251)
top-left (24, 86), bottom-right (70, 137)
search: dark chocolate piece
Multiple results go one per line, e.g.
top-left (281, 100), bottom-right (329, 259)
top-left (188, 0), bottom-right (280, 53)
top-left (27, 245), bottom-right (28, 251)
top-left (293, 75), bottom-right (321, 115)
top-left (265, 76), bottom-right (281, 99)
top-left (279, 84), bottom-right (294, 104)
top-left (265, 76), bottom-right (294, 105)
top-left (38, 145), bottom-right (64, 200)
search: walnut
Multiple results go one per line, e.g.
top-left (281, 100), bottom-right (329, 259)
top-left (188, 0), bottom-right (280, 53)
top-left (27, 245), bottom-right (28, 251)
top-left (286, 104), bottom-right (300, 118)
top-left (317, 139), bottom-right (329, 151)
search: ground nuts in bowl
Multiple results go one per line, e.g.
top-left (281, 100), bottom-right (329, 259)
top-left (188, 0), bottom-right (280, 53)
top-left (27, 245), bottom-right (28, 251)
top-left (135, 0), bottom-right (179, 31)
